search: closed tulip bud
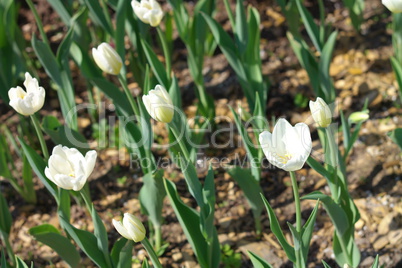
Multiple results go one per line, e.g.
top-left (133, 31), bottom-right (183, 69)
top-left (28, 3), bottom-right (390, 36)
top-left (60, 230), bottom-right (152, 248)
top-left (8, 72), bottom-right (45, 116)
top-left (113, 213), bottom-right (146, 242)
top-left (309, 97), bottom-right (332, 128)
top-left (348, 110), bottom-right (369, 124)
top-left (383, 0), bottom-right (402, 13)
top-left (259, 118), bottom-right (312, 171)
top-left (142, 85), bottom-right (174, 123)
top-left (131, 0), bottom-right (163, 27)
top-left (237, 105), bottom-right (252, 122)
top-left (92, 43), bottom-right (123, 75)
top-left (45, 145), bottom-right (97, 191)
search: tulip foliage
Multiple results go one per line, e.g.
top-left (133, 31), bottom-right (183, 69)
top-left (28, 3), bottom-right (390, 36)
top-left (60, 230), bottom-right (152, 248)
top-left (0, 0), bottom-right (390, 268)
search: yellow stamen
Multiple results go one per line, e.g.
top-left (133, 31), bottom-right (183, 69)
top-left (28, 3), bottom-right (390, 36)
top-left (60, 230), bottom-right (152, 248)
top-left (278, 153), bottom-right (292, 164)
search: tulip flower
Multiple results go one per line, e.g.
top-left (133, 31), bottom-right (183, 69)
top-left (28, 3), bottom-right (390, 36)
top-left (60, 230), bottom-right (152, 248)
top-left (44, 145), bottom-right (97, 191)
top-left (8, 72), bottom-right (45, 116)
top-left (259, 118), bottom-right (312, 171)
top-left (309, 97), bottom-right (332, 128)
top-left (131, 0), bottom-right (163, 27)
top-left (92, 43), bottom-right (123, 75)
top-left (112, 213), bottom-right (146, 242)
top-left (348, 110), bottom-right (369, 124)
top-left (142, 85), bottom-right (174, 123)
top-left (383, 0), bottom-right (402, 13)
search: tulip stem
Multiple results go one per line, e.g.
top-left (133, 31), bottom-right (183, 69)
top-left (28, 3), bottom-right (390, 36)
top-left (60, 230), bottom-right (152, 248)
top-left (168, 124), bottom-right (191, 161)
top-left (154, 225), bottom-right (162, 252)
top-left (30, 115), bottom-right (49, 160)
top-left (118, 74), bottom-right (140, 117)
top-left (141, 237), bottom-right (163, 268)
top-left (325, 126), bottom-right (339, 203)
top-left (157, 26), bottom-right (171, 82)
top-left (290, 171), bottom-right (302, 268)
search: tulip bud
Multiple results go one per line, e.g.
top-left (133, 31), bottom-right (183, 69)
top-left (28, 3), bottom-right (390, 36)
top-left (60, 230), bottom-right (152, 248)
top-left (44, 145), bottom-right (97, 191)
top-left (112, 213), bottom-right (146, 242)
top-left (383, 0), bottom-right (402, 13)
top-left (237, 105), bottom-right (252, 122)
top-left (309, 97), bottom-right (332, 128)
top-left (8, 72), bottom-right (45, 116)
top-left (142, 85), bottom-right (174, 123)
top-left (92, 43), bottom-right (123, 75)
top-left (131, 0), bottom-right (163, 27)
top-left (348, 110), bottom-right (369, 124)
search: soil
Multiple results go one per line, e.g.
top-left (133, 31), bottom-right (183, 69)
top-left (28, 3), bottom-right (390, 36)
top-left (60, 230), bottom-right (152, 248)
top-left (1, 0), bottom-right (402, 267)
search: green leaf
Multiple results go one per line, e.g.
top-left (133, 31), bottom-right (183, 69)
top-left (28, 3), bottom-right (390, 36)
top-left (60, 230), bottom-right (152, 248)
top-left (31, 35), bottom-right (62, 86)
top-left (177, 155), bottom-right (204, 208)
top-left (83, 0), bottom-right (114, 36)
top-left (248, 250), bottom-right (274, 268)
top-left (140, 38), bottom-right (169, 88)
top-left (111, 238), bottom-right (133, 268)
top-left (18, 138), bottom-right (58, 200)
top-left (286, 223), bottom-right (303, 263)
top-left (321, 260), bottom-right (332, 268)
top-left (47, 0), bottom-right (72, 25)
top-left (301, 200), bottom-right (319, 262)
top-left (42, 115), bottom-right (90, 154)
top-left (59, 213), bottom-right (109, 268)
top-left (302, 192), bottom-right (349, 236)
top-left (227, 167), bottom-right (263, 222)
top-left (200, 166), bottom-right (216, 242)
top-left (391, 56), bottom-right (402, 100)
top-left (295, 0), bottom-right (321, 52)
top-left (371, 255), bottom-right (379, 268)
top-left (388, 128), bottom-right (402, 151)
top-left (164, 179), bottom-right (209, 268)
top-left (15, 256), bottom-right (29, 268)
top-left (115, 0), bottom-right (128, 62)
top-left (29, 224), bottom-right (80, 268)
top-left (0, 192), bottom-right (11, 235)
top-left (139, 170), bottom-right (166, 228)
top-left (318, 31), bottom-right (337, 103)
top-left (234, 0), bottom-right (248, 54)
top-left (1, 249), bottom-right (7, 268)
top-left (56, 24), bottom-right (75, 62)
top-left (261, 194), bottom-right (296, 262)
top-left (141, 258), bottom-right (150, 268)
top-left (90, 204), bottom-right (112, 268)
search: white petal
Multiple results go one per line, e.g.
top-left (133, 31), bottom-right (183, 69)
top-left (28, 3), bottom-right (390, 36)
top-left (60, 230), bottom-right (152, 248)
top-left (113, 219), bottom-right (133, 240)
top-left (84, 150), bottom-right (97, 178)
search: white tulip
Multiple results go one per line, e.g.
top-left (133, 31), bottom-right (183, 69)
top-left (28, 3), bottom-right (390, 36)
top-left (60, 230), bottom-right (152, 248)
top-left (348, 110), bottom-right (369, 124)
top-left (259, 118), bottom-right (312, 172)
top-left (131, 0), bottom-right (163, 27)
top-left (45, 145), bottom-right (97, 191)
top-left (383, 0), bottom-right (402, 13)
top-left (142, 85), bottom-right (174, 123)
top-left (8, 72), bottom-right (45, 116)
top-left (112, 213), bottom-right (146, 242)
top-left (309, 97), bottom-right (332, 128)
top-left (92, 43), bottom-right (123, 75)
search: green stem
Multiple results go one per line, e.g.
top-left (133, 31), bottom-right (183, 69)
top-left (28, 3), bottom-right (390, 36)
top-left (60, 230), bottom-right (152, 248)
top-left (118, 74), bottom-right (140, 116)
top-left (325, 126), bottom-right (339, 203)
top-left (154, 225), bottom-right (162, 253)
top-left (290, 171), bottom-right (302, 268)
top-left (80, 188), bottom-right (93, 213)
top-left (168, 124), bottom-right (190, 161)
top-left (30, 115), bottom-right (49, 160)
top-left (157, 27), bottom-right (171, 82)
top-left (141, 237), bottom-right (163, 268)
top-left (25, 0), bottom-right (50, 46)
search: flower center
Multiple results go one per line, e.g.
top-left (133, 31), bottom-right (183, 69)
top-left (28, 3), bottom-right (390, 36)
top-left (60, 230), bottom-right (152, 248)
top-left (278, 153), bottom-right (292, 164)
top-left (68, 172), bottom-right (75, 178)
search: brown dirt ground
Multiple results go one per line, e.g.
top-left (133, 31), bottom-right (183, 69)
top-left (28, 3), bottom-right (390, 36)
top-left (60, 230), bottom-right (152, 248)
top-left (1, 0), bottom-right (402, 267)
